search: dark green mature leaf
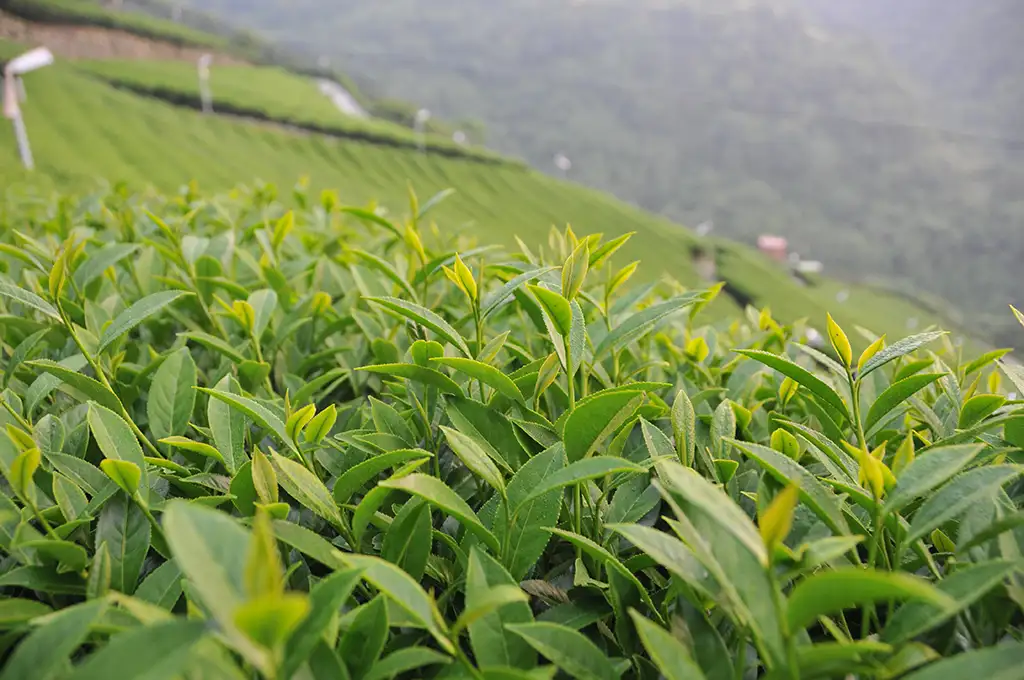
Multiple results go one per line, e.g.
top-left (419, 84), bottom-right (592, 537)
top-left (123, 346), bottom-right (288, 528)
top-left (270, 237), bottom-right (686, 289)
top-left (357, 363), bottom-right (464, 396)
top-left (333, 449), bottom-right (432, 506)
top-left (787, 569), bottom-right (954, 631)
top-left (899, 643), bottom-right (1024, 680)
top-left (380, 474), bottom-right (500, 552)
top-left (363, 648), bottom-right (451, 680)
top-left (593, 294), bottom-right (701, 359)
top-left (729, 440), bottom-right (849, 535)
top-left (65, 619), bottom-right (207, 680)
top-left (198, 388), bottom-right (298, 455)
top-left (735, 349), bottom-right (848, 419)
top-left (629, 611), bottom-right (707, 680)
top-left (883, 560), bottom-right (1020, 644)
top-left (442, 425), bottom-right (505, 494)
top-left (96, 492), bottom-right (150, 595)
top-left (609, 524), bottom-right (719, 602)
top-left (73, 243), bottom-right (139, 290)
top-left (271, 451), bottom-right (343, 526)
top-left (0, 599), bottom-right (106, 680)
top-left (381, 499), bottom-right (432, 580)
top-left (883, 444), bottom-right (983, 515)
top-left (180, 331), bottom-right (247, 363)
top-left (343, 553), bottom-right (454, 654)
top-left (905, 466), bottom-right (1023, 546)
top-left (548, 528), bottom-right (658, 614)
top-left (135, 560), bottom-right (183, 610)
top-left (865, 373), bottom-right (943, 432)
top-left (28, 360), bottom-right (123, 414)
top-left (350, 249), bottom-right (419, 300)
top-left (0, 281), bottom-right (60, 320)
top-left (433, 357), bottom-right (525, 403)
top-left (496, 443), bottom-right (566, 580)
top-left (481, 267), bottom-right (558, 319)
top-left (97, 291), bottom-right (190, 353)
top-left (88, 403), bottom-right (149, 504)
top-left (447, 396), bottom-right (527, 470)
top-left (514, 457), bottom-right (644, 511)
top-left (563, 390), bottom-right (644, 462)
top-left (506, 622), bottom-right (620, 680)
top-left (3, 327), bottom-right (49, 390)
top-left (860, 331), bottom-right (946, 378)
top-left (148, 347), bottom-right (197, 443)
top-left (0, 599), bottom-right (51, 627)
top-left (339, 595), bottom-right (389, 677)
top-left (208, 375), bottom-right (247, 475)
top-left (466, 548), bottom-right (535, 669)
top-left (281, 568), bottom-right (364, 680)
top-left (365, 296), bottom-right (470, 356)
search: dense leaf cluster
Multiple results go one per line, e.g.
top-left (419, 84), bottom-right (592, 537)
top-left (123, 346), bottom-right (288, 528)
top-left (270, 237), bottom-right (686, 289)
top-left (0, 183), bottom-right (1021, 679)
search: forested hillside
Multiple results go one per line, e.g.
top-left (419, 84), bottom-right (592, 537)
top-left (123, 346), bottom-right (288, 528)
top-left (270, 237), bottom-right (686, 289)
top-left (791, 0), bottom-right (1024, 136)
top-left (176, 0), bottom-right (1021, 344)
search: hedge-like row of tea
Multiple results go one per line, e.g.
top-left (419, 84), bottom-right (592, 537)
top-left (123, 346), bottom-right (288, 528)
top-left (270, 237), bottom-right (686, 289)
top-left (0, 183), bottom-right (1021, 679)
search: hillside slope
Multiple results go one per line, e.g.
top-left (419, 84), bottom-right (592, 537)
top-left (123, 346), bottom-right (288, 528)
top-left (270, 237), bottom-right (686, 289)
top-left (0, 37), bottom-right (963, 348)
top-left (176, 0), bottom-right (1024, 346)
top-left (790, 0), bottom-right (1024, 137)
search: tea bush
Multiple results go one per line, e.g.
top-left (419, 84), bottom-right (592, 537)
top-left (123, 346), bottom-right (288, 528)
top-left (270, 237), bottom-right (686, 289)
top-left (0, 182), bottom-right (1021, 679)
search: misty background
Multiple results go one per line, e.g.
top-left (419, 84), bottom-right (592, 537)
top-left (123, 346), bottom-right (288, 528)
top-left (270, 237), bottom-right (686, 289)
top-left (168, 0), bottom-right (1023, 345)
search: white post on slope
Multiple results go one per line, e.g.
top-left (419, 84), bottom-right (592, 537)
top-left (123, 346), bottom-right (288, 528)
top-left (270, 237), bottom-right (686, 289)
top-left (197, 54), bottom-right (213, 114)
top-left (3, 47), bottom-right (55, 171)
top-left (554, 153), bottom-right (572, 178)
top-left (414, 108), bottom-right (431, 153)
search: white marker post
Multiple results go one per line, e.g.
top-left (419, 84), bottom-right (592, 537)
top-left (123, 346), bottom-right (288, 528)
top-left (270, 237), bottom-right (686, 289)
top-left (414, 108), bottom-right (431, 153)
top-left (3, 47), bottom-right (54, 171)
top-left (197, 54), bottom-right (213, 115)
top-left (554, 153), bottom-right (572, 178)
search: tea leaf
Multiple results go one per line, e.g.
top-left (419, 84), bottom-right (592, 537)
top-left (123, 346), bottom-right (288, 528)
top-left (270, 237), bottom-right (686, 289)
top-left (97, 291), bottom-right (190, 354)
top-left (88, 403), bottom-right (149, 503)
top-left (593, 294), bottom-right (700, 360)
top-left (148, 348), bottom-right (197, 442)
top-left (629, 611), bottom-right (706, 680)
top-left (0, 281), bottom-right (60, 321)
top-left (563, 390), bottom-right (645, 462)
top-left (0, 599), bottom-right (106, 680)
top-left (270, 451), bottom-right (343, 526)
top-left (199, 388), bottom-right (298, 455)
top-left (96, 492), bottom-right (151, 595)
top-left (65, 619), bottom-right (207, 680)
top-left (787, 569), bottom-right (954, 631)
top-left (506, 622), bottom-right (619, 680)
top-left (365, 296), bottom-right (470, 356)
top-left (380, 473), bottom-right (500, 552)
top-left (735, 349), bottom-right (848, 419)
top-left (433, 357), bottom-right (525, 403)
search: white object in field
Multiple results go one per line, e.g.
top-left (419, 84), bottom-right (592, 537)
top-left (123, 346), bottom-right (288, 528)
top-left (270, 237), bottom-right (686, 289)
top-left (906, 317), bottom-right (919, 330)
top-left (414, 108), bottom-right (431, 153)
top-left (805, 327), bottom-right (824, 348)
top-left (453, 130), bottom-right (467, 145)
top-left (836, 289), bottom-right (849, 303)
top-left (197, 54), bottom-right (213, 114)
top-left (796, 260), bottom-right (823, 274)
top-left (695, 221), bottom-right (713, 237)
top-left (554, 153), bottom-right (572, 176)
top-left (7, 47), bottom-right (54, 76)
top-left (3, 48), bottom-right (55, 171)
top-left (316, 79), bottom-right (368, 118)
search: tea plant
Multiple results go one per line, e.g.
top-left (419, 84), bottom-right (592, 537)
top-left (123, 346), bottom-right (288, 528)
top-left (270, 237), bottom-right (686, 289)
top-left (0, 182), bottom-right (1021, 679)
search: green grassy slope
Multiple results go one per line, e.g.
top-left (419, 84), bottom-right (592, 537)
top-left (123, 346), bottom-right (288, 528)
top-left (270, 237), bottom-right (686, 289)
top-left (0, 41), bottom-right (962, 348)
top-left (75, 60), bottom-right (505, 162)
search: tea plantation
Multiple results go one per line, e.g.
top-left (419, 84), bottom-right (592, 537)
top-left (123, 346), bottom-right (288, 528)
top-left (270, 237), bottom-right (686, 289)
top-left (0, 180), bottom-right (1021, 679)
top-left (1, 4), bottom-right (1022, 677)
